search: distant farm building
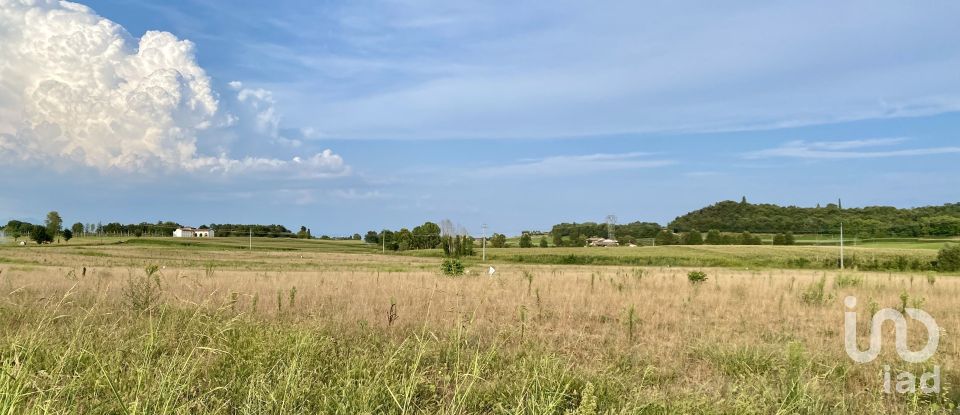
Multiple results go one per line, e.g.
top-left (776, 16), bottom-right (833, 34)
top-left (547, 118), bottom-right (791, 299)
top-left (173, 227), bottom-right (214, 238)
top-left (587, 237), bottom-right (619, 247)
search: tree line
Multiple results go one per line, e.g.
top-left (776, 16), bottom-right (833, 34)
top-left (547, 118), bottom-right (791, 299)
top-left (2, 214), bottom-right (351, 243)
top-left (549, 221), bottom-right (662, 246)
top-left (651, 229), bottom-right (793, 246)
top-left (669, 199), bottom-right (960, 237)
top-left (4, 212), bottom-right (70, 244)
top-left (364, 220), bottom-right (477, 256)
top-left (4, 217), bottom-right (188, 241)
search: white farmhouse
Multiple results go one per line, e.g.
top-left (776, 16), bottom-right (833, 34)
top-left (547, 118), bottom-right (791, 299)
top-left (173, 227), bottom-right (214, 238)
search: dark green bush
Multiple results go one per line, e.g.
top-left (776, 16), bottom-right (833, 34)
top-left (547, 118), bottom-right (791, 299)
top-left (687, 271), bottom-right (707, 284)
top-left (938, 244), bottom-right (960, 272)
top-left (441, 258), bottom-right (465, 276)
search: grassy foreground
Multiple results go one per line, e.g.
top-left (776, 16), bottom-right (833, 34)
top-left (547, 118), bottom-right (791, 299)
top-left (0, 241), bottom-right (958, 413)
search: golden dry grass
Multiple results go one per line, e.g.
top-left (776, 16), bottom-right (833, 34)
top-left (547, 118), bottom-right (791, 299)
top-left (0, 243), bottom-right (957, 413)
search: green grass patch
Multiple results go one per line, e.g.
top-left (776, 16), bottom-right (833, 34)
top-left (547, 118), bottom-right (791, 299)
top-left (417, 245), bottom-right (941, 272)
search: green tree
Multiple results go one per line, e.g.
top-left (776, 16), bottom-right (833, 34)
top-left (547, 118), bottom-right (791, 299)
top-left (552, 233), bottom-right (564, 247)
top-left (4, 220), bottom-right (27, 242)
top-left (519, 233), bottom-right (533, 248)
top-left (397, 228), bottom-right (413, 251)
top-left (655, 230), bottom-right (679, 246)
top-left (682, 229), bottom-right (703, 245)
top-left (574, 235), bottom-right (587, 247)
top-left (461, 236), bottom-right (475, 256)
top-left (382, 230), bottom-right (398, 250)
top-left (352, 233), bottom-right (361, 240)
top-left (62, 229), bottom-right (73, 242)
top-left (412, 222), bottom-right (442, 249)
top-left (704, 229), bottom-right (722, 245)
top-left (45, 211), bottom-right (62, 242)
top-left (30, 225), bottom-right (52, 244)
top-left (785, 231), bottom-right (796, 245)
top-left (740, 231), bottom-right (762, 245)
top-left (490, 233), bottom-right (507, 248)
top-left (772, 233), bottom-right (787, 245)
top-left (539, 237), bottom-right (548, 248)
top-left (71, 222), bottom-right (84, 238)
top-left (364, 231), bottom-right (380, 244)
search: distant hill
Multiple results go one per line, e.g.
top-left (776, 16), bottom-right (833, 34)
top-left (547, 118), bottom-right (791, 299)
top-left (668, 200), bottom-right (960, 237)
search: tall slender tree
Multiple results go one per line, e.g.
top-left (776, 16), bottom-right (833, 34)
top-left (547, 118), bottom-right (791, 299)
top-left (45, 211), bottom-right (62, 242)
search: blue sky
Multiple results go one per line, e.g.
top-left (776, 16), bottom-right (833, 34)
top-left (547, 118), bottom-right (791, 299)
top-left (1, 0), bottom-right (959, 235)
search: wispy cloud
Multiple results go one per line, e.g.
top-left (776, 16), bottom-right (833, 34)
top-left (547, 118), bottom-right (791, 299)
top-left (744, 138), bottom-right (960, 159)
top-left (476, 152), bottom-right (673, 177)
top-left (270, 1), bottom-right (960, 139)
top-left (329, 189), bottom-right (390, 200)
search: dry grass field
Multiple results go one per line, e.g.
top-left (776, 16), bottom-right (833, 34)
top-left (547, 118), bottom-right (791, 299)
top-left (0, 239), bottom-right (957, 413)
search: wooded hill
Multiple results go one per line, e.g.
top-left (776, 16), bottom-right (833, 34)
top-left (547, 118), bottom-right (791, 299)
top-left (668, 200), bottom-right (960, 237)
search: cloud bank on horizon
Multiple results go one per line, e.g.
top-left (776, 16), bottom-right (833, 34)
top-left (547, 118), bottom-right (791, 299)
top-left (0, 0), bottom-right (347, 177)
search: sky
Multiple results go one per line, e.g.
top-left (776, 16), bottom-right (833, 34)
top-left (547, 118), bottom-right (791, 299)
top-left (1, 0), bottom-right (959, 236)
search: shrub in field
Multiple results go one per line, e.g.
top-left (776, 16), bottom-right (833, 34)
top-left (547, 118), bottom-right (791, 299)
top-left (899, 291), bottom-right (910, 313)
top-left (123, 264), bottom-right (163, 312)
top-left (800, 276), bottom-right (828, 305)
top-left (687, 271), bottom-right (707, 284)
top-left (440, 258), bottom-right (465, 276)
top-left (834, 274), bottom-right (862, 288)
top-left (937, 244), bottom-right (960, 272)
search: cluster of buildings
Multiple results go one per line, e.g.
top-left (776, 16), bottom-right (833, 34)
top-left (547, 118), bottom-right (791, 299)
top-left (586, 237), bottom-right (619, 247)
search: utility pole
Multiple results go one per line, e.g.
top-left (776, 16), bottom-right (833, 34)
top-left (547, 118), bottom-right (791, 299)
top-left (382, 229), bottom-right (386, 253)
top-left (605, 215), bottom-right (617, 241)
top-left (839, 222), bottom-right (844, 270)
top-left (482, 223), bottom-right (487, 262)
top-left (249, 227), bottom-right (252, 251)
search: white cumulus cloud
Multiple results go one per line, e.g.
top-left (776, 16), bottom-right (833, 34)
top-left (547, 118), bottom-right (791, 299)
top-left (0, 0), bottom-right (345, 177)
